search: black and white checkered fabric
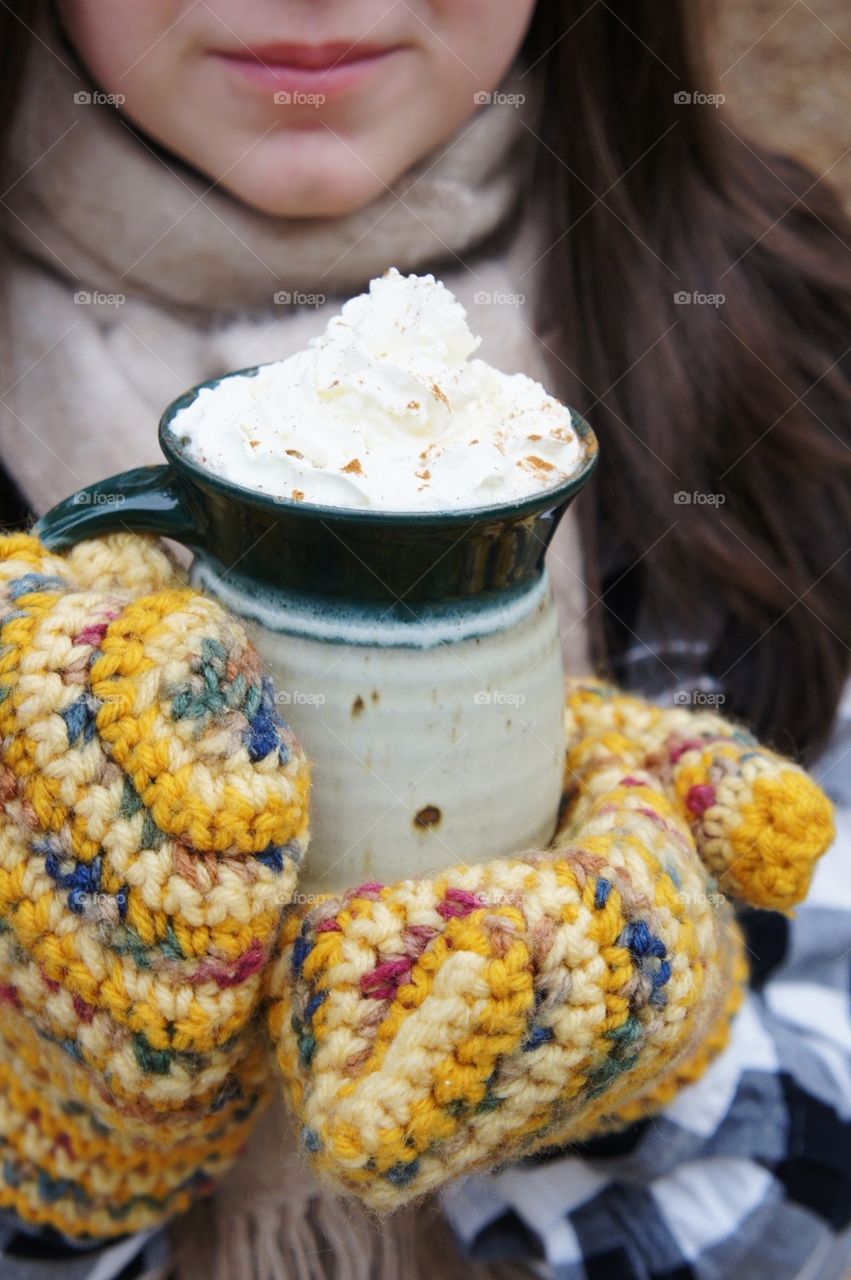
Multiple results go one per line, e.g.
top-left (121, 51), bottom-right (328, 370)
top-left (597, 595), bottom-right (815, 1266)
top-left (442, 671), bottom-right (851, 1280)
top-left (0, 1215), bottom-right (168, 1280)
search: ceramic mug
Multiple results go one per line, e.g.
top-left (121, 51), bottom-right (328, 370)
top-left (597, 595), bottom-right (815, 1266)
top-left (35, 367), bottom-right (598, 892)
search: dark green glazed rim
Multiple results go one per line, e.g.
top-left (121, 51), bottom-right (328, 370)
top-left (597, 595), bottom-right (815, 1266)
top-left (36, 364), bottom-right (599, 605)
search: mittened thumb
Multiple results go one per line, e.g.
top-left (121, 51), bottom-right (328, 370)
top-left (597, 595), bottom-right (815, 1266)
top-left (61, 532), bottom-right (181, 596)
top-left (563, 677), bottom-right (835, 912)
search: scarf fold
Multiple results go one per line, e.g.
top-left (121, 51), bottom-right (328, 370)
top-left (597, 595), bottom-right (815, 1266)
top-left (1, 18), bottom-right (592, 1275)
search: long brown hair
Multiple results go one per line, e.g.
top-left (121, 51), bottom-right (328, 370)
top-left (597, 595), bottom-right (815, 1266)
top-left (522, 3), bottom-right (851, 761)
top-left (1, 1), bottom-right (850, 761)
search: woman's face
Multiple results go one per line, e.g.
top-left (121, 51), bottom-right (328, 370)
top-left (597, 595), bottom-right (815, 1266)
top-left (56, 0), bottom-right (536, 217)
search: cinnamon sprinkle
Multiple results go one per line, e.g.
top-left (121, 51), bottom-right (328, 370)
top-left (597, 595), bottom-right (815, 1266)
top-left (518, 455), bottom-right (557, 474)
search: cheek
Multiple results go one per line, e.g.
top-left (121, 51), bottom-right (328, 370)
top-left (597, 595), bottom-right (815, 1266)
top-left (56, 0), bottom-right (192, 94)
top-left (426, 0), bottom-right (537, 87)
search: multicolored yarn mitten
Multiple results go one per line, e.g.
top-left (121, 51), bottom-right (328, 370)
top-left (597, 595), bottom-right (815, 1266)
top-left (268, 680), bottom-right (834, 1209)
top-left (0, 534), bottom-right (310, 1238)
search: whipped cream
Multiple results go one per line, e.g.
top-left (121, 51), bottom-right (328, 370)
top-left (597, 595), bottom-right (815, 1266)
top-left (173, 269), bottom-right (583, 511)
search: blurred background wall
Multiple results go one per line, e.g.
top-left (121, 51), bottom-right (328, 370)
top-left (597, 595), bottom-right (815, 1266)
top-left (714, 0), bottom-right (851, 205)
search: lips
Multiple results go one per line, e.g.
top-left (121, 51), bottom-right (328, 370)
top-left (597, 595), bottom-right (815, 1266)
top-left (214, 39), bottom-right (406, 97)
top-left (233, 41), bottom-right (393, 71)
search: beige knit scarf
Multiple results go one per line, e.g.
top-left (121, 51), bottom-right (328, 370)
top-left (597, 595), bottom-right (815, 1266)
top-left (2, 14), bottom-right (589, 1278)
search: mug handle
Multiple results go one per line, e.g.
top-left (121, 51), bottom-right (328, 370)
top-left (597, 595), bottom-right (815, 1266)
top-left (33, 465), bottom-right (202, 551)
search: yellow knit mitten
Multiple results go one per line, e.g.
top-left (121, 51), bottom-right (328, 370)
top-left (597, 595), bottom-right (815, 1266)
top-left (0, 533), bottom-right (310, 1238)
top-left (267, 678), bottom-right (833, 1209)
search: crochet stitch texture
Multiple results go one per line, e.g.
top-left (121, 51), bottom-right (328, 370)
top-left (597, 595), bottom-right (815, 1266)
top-left (0, 531), bottom-right (835, 1234)
top-left (0, 533), bottom-right (310, 1237)
top-left (270, 683), bottom-right (827, 1207)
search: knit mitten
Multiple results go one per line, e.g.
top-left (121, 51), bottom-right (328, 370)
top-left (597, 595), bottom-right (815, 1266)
top-left (0, 534), bottom-right (310, 1239)
top-left (268, 678), bottom-right (833, 1209)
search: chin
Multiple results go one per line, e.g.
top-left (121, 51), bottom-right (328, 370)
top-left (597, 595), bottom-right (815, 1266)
top-left (218, 142), bottom-right (401, 219)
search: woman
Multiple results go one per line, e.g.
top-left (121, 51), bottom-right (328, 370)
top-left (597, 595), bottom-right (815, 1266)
top-left (0, 2), bottom-right (850, 1277)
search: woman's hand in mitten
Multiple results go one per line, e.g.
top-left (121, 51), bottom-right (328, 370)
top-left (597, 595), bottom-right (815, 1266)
top-left (267, 674), bottom-right (833, 1209)
top-left (0, 534), bottom-right (310, 1238)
